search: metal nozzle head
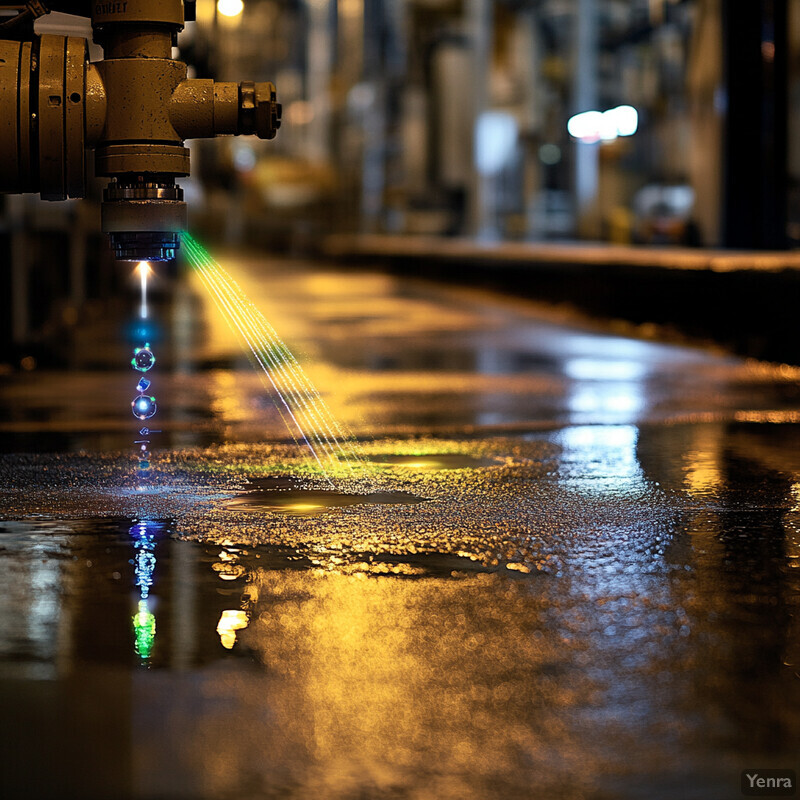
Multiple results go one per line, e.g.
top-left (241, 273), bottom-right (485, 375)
top-left (101, 179), bottom-right (186, 261)
top-left (108, 231), bottom-right (180, 262)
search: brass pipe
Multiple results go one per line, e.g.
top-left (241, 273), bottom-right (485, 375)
top-left (0, 0), bottom-right (281, 261)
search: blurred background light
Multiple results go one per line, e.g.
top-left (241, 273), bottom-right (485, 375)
top-left (568, 106), bottom-right (638, 143)
top-left (567, 110), bottom-right (603, 143)
top-left (217, 0), bottom-right (244, 18)
top-left (538, 144), bottom-right (562, 166)
top-left (475, 111), bottom-right (518, 176)
top-left (612, 105), bottom-right (639, 137)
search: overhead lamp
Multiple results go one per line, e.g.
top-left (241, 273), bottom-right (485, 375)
top-left (217, 0), bottom-right (245, 18)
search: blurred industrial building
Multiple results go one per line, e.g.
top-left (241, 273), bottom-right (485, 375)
top-left (1, 0), bottom-right (798, 363)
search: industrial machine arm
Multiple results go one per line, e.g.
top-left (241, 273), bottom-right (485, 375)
top-left (0, 0), bottom-right (281, 261)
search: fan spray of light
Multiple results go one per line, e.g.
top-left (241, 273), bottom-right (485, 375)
top-left (131, 262), bottom-right (161, 474)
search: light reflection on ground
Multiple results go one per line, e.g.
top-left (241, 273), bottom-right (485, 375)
top-left (2, 255), bottom-right (800, 798)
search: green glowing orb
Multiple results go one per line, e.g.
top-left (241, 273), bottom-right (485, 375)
top-left (133, 601), bottom-right (156, 659)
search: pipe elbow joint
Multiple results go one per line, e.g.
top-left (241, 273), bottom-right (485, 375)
top-left (169, 79), bottom-right (281, 141)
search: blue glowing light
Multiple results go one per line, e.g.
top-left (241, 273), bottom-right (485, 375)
top-left (132, 395), bottom-right (158, 420)
top-left (131, 332), bottom-right (159, 470)
top-left (131, 346), bottom-right (156, 372)
top-left (125, 318), bottom-right (162, 346)
top-left (129, 520), bottom-right (163, 599)
top-left (131, 522), bottom-right (155, 597)
top-left (135, 549), bottom-right (156, 597)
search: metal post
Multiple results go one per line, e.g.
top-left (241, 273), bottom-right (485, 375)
top-left (572, 0), bottom-right (599, 237)
top-left (468, 0), bottom-right (492, 238)
top-left (722, 0), bottom-right (788, 249)
top-left (306, 0), bottom-right (334, 163)
top-left (10, 198), bottom-right (29, 345)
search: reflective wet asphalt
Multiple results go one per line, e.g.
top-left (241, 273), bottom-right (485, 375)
top-left (2, 252), bottom-right (800, 799)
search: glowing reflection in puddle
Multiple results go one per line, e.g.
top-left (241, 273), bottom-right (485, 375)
top-left (555, 424), bottom-right (648, 496)
top-left (210, 542), bottom-right (498, 578)
top-left (216, 609), bottom-right (249, 649)
top-left (368, 453), bottom-right (502, 469)
top-left (225, 486), bottom-right (426, 516)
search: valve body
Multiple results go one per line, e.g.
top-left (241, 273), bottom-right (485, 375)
top-left (0, 0), bottom-right (281, 261)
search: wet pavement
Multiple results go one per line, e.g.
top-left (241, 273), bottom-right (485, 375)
top-left (2, 253), bottom-right (800, 799)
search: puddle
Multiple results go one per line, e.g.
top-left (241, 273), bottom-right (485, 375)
top-left (0, 517), bottom-right (502, 675)
top-left (211, 542), bottom-right (494, 577)
top-left (224, 481), bottom-right (426, 516)
top-left (368, 453), bottom-right (502, 469)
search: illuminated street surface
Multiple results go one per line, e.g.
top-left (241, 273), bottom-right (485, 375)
top-left (2, 255), bottom-right (800, 799)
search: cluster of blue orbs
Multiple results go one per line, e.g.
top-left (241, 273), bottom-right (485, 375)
top-left (132, 345), bottom-right (157, 470)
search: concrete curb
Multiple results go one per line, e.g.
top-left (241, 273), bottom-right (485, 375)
top-left (323, 235), bottom-right (800, 364)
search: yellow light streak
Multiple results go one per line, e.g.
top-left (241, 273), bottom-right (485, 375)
top-left (191, 251), bottom-right (334, 472)
top-left (182, 233), bottom-right (366, 481)
top-left (195, 255), bottom-right (349, 463)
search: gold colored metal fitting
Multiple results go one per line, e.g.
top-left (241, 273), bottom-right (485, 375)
top-left (0, 34), bottom-right (106, 200)
top-left (0, 0), bottom-right (281, 260)
top-left (238, 81), bottom-right (282, 139)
